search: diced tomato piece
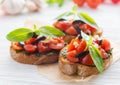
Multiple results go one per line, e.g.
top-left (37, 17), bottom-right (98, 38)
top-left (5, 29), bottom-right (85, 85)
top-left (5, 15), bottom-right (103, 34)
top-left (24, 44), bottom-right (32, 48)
top-left (68, 39), bottom-right (80, 52)
top-left (112, 0), bottom-right (120, 4)
top-left (53, 21), bottom-right (71, 31)
top-left (99, 48), bottom-right (109, 59)
top-left (66, 50), bottom-right (79, 63)
top-left (101, 0), bottom-right (104, 3)
top-left (76, 39), bottom-right (86, 53)
top-left (86, 0), bottom-right (102, 9)
top-left (11, 42), bottom-right (23, 51)
top-left (49, 37), bottom-right (64, 50)
top-left (73, 0), bottom-right (85, 7)
top-left (68, 39), bottom-right (86, 53)
top-left (24, 38), bottom-right (36, 44)
top-left (101, 39), bottom-right (111, 51)
top-left (81, 54), bottom-right (94, 65)
top-left (37, 41), bottom-right (51, 53)
top-left (24, 44), bottom-right (36, 53)
top-left (84, 24), bottom-right (97, 33)
top-left (65, 26), bottom-right (78, 35)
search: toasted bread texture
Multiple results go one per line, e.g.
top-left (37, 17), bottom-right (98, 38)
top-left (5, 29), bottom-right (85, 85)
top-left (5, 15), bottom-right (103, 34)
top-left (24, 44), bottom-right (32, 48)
top-left (59, 47), bottom-right (112, 77)
top-left (10, 47), bottom-right (59, 65)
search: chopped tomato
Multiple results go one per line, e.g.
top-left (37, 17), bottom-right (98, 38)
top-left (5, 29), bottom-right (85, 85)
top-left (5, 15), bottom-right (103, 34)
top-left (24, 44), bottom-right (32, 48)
top-left (73, 0), bottom-right (85, 7)
top-left (112, 0), bottom-right (120, 4)
top-left (49, 37), bottom-right (64, 50)
top-left (24, 38), bottom-right (36, 44)
top-left (53, 21), bottom-right (71, 31)
top-left (81, 54), bottom-right (94, 65)
top-left (86, 0), bottom-right (102, 9)
top-left (11, 42), bottom-right (23, 51)
top-left (101, 39), bottom-right (111, 51)
top-left (37, 41), bottom-right (51, 53)
top-left (84, 24), bottom-right (97, 33)
top-left (24, 44), bottom-right (36, 53)
top-left (76, 39), bottom-right (86, 53)
top-left (99, 48), bottom-right (109, 59)
top-left (68, 39), bottom-right (80, 52)
top-left (65, 26), bottom-right (78, 35)
top-left (68, 39), bottom-right (86, 53)
top-left (66, 50), bottom-right (79, 63)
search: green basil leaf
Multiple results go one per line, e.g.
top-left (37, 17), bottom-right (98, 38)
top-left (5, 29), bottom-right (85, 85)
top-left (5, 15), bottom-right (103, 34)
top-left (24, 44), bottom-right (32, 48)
top-left (46, 0), bottom-right (56, 5)
top-left (33, 24), bottom-right (40, 35)
top-left (87, 36), bottom-right (92, 47)
top-left (55, 11), bottom-right (74, 20)
top-left (40, 26), bottom-right (65, 37)
top-left (89, 45), bottom-right (103, 73)
top-left (72, 5), bottom-right (78, 14)
top-left (78, 12), bottom-right (98, 29)
top-left (57, 0), bottom-right (64, 7)
top-left (46, 0), bottom-right (64, 7)
top-left (6, 28), bottom-right (34, 42)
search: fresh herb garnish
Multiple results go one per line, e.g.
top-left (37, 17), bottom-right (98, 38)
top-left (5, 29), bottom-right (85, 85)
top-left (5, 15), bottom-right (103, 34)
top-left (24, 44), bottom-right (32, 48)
top-left (78, 12), bottom-right (98, 29)
top-left (107, 48), bottom-right (113, 56)
top-left (55, 6), bottom-right (99, 30)
top-left (46, 0), bottom-right (64, 7)
top-left (6, 25), bottom-right (65, 42)
top-left (89, 45), bottom-right (103, 73)
top-left (40, 26), bottom-right (65, 38)
top-left (55, 5), bottom-right (78, 20)
top-left (81, 31), bottom-right (103, 73)
top-left (6, 28), bottom-right (34, 42)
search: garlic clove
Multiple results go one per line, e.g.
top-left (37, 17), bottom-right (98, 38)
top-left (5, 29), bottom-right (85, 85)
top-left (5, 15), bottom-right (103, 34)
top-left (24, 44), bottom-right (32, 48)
top-left (1, 0), bottom-right (25, 15)
top-left (25, 0), bottom-right (39, 12)
top-left (31, 0), bottom-right (41, 8)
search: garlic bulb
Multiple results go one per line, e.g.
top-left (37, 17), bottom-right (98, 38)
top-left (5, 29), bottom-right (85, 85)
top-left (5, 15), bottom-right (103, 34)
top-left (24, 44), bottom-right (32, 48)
top-left (31, 0), bottom-right (41, 8)
top-left (1, 0), bottom-right (25, 15)
top-left (25, 0), bottom-right (41, 12)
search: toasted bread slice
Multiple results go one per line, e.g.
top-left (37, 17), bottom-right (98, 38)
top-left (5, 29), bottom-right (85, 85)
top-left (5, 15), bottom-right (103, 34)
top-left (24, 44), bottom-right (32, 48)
top-left (10, 47), bottom-right (58, 65)
top-left (59, 47), bottom-right (112, 77)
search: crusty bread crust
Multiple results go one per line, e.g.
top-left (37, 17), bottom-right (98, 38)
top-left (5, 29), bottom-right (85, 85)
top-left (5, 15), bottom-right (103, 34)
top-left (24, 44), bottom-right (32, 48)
top-left (10, 47), bottom-right (58, 65)
top-left (59, 47), bottom-right (112, 77)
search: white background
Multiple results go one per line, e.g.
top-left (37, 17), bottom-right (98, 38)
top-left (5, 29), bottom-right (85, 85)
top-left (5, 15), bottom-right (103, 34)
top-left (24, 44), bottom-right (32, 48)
top-left (0, 1), bottom-right (120, 85)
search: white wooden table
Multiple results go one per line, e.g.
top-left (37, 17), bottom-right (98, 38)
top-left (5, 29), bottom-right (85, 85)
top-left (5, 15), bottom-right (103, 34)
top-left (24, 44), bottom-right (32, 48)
top-left (0, 1), bottom-right (120, 85)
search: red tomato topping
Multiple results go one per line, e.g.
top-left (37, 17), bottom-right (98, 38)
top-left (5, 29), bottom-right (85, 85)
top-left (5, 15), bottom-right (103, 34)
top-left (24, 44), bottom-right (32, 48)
top-left (84, 24), bottom-right (97, 33)
top-left (65, 26), bottom-right (78, 35)
top-left (99, 48), bottom-right (109, 59)
top-left (68, 39), bottom-right (86, 53)
top-left (11, 42), bottom-right (23, 51)
top-left (24, 44), bottom-right (36, 52)
top-left (86, 0), bottom-right (102, 9)
top-left (53, 21), bottom-right (71, 31)
top-left (76, 39), bottom-right (86, 53)
top-left (101, 39), bottom-right (111, 51)
top-left (68, 39), bottom-right (80, 52)
top-left (66, 50), bottom-right (79, 63)
top-left (49, 37), bottom-right (64, 50)
top-left (73, 0), bottom-right (85, 7)
top-left (24, 38), bottom-right (36, 44)
top-left (81, 54), bottom-right (94, 65)
top-left (112, 0), bottom-right (120, 4)
top-left (37, 41), bottom-right (51, 53)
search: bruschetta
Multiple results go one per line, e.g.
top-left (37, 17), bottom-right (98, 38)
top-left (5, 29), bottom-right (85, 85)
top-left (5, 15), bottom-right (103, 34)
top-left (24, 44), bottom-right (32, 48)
top-left (7, 26), bottom-right (65, 65)
top-left (53, 17), bottom-right (102, 43)
top-left (59, 33), bottom-right (112, 77)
